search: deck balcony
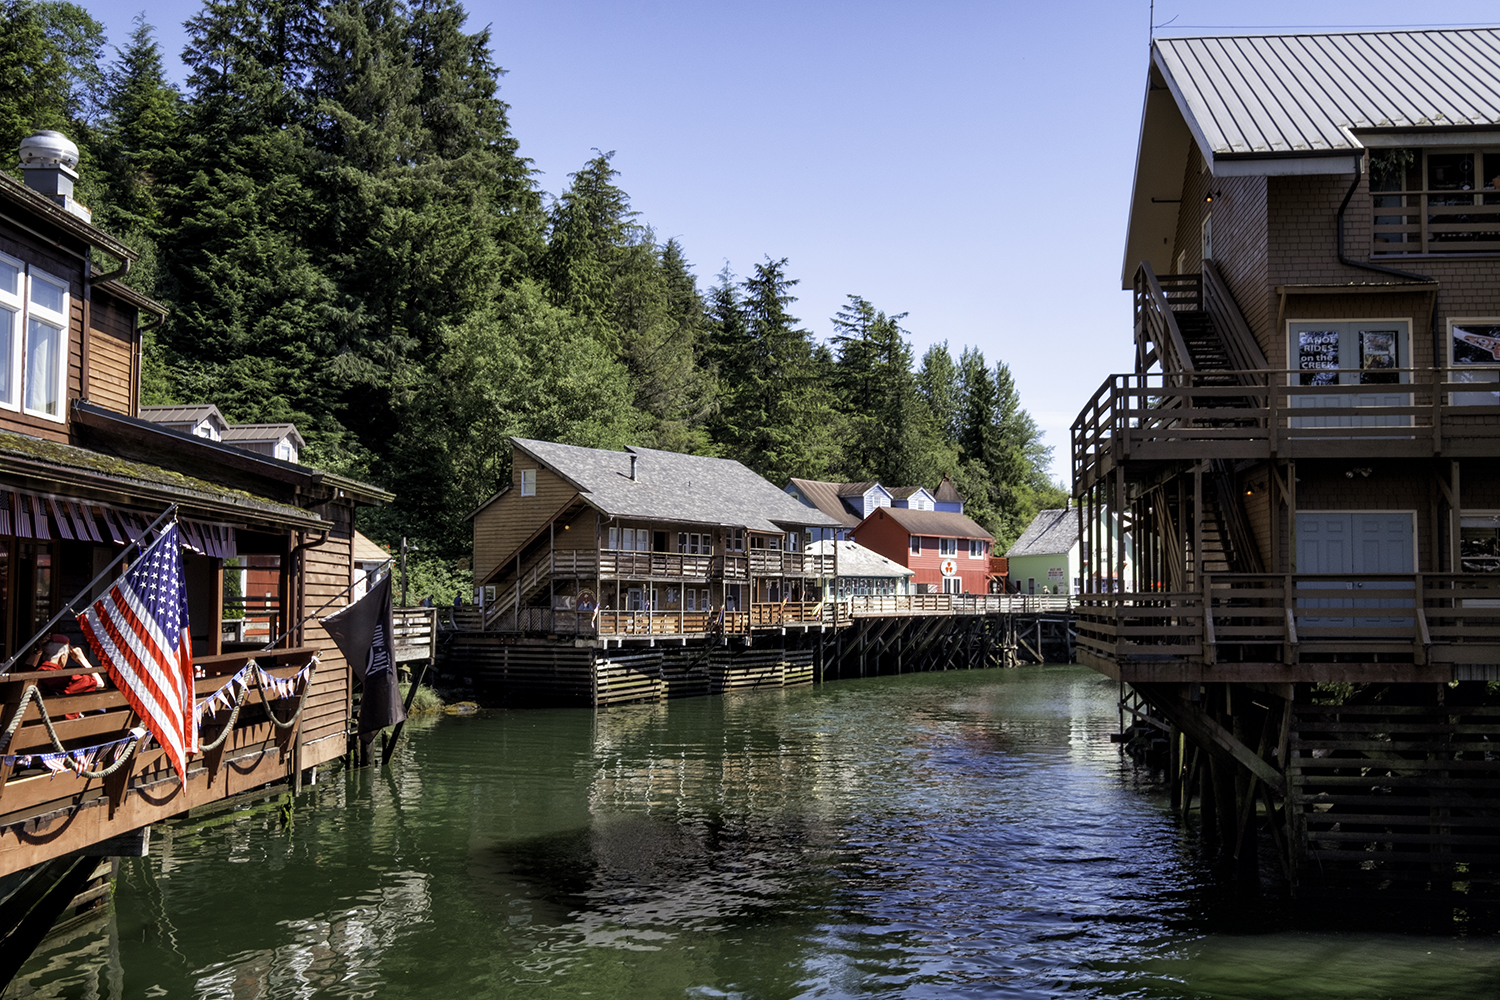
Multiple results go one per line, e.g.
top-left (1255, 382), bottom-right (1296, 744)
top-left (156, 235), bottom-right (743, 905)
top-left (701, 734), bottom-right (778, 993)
top-left (1072, 368), bottom-right (1500, 493)
top-left (1074, 572), bottom-right (1500, 683)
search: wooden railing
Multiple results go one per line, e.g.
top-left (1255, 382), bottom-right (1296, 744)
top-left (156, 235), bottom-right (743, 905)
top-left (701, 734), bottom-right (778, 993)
top-left (1074, 573), bottom-right (1500, 667)
top-left (392, 608), bottom-right (438, 662)
top-left (1134, 262), bottom-right (1198, 375)
top-left (1372, 188), bottom-right (1500, 254)
top-left (0, 646), bottom-right (322, 873)
top-left (221, 597), bottom-right (281, 648)
top-left (600, 550), bottom-right (712, 579)
top-left (1071, 368), bottom-right (1500, 490)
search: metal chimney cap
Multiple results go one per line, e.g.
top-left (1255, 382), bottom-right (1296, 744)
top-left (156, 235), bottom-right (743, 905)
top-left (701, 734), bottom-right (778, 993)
top-left (20, 131), bottom-right (79, 170)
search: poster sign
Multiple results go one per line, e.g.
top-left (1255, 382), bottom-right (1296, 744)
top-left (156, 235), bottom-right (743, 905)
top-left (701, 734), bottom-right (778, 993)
top-left (1047, 567), bottom-right (1065, 581)
top-left (1359, 329), bottom-right (1399, 384)
top-left (940, 559), bottom-right (958, 577)
top-left (1298, 330), bottom-right (1340, 385)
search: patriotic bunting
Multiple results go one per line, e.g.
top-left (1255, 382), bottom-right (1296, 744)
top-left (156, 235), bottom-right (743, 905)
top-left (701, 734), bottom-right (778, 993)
top-left (194, 659), bottom-right (315, 726)
top-left (2, 727), bottom-right (149, 776)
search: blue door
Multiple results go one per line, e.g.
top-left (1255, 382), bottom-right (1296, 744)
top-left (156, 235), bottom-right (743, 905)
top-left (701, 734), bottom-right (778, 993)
top-left (1297, 512), bottom-right (1413, 630)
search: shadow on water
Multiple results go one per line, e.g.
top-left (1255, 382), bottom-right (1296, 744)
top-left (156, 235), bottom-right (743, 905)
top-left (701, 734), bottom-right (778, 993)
top-left (11, 665), bottom-right (1500, 999)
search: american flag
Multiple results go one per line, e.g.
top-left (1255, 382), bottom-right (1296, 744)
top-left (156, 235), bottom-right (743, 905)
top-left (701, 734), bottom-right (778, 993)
top-left (77, 522), bottom-right (197, 783)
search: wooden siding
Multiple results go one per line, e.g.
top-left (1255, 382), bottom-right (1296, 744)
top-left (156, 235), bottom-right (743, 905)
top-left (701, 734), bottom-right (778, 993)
top-left (297, 501), bottom-right (356, 765)
top-left (473, 456), bottom-right (579, 584)
top-left (86, 290), bottom-right (135, 415)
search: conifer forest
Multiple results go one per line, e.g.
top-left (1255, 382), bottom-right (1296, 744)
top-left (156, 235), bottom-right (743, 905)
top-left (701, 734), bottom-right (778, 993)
top-left (0, 0), bottom-right (1066, 584)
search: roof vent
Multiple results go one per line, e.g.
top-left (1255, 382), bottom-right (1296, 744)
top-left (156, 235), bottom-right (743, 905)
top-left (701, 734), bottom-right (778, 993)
top-left (629, 454), bottom-right (638, 481)
top-left (19, 131), bottom-right (90, 222)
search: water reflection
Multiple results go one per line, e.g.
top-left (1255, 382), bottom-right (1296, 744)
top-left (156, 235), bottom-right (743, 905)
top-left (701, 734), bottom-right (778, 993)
top-left (12, 667), bottom-right (1500, 999)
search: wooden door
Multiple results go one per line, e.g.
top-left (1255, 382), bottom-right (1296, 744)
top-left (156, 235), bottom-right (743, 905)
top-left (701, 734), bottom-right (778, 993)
top-left (1297, 512), bottom-right (1413, 630)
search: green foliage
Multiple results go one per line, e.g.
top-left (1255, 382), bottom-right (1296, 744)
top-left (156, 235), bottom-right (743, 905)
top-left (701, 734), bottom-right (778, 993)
top-left (6, 0), bottom-right (1063, 566)
top-left (393, 549), bottom-right (471, 608)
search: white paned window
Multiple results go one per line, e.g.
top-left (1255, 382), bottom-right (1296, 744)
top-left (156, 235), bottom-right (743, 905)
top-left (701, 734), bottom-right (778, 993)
top-left (969, 539), bottom-right (985, 558)
top-left (608, 526), bottom-right (619, 549)
top-left (678, 532), bottom-right (688, 552)
top-left (23, 267), bottom-right (68, 420)
top-left (939, 538), bottom-right (958, 557)
top-left (0, 253), bottom-right (20, 409)
top-left (519, 468), bottom-right (536, 496)
top-left (943, 577), bottom-right (962, 595)
top-left (685, 590), bottom-right (697, 611)
top-left (701, 589), bottom-right (710, 610)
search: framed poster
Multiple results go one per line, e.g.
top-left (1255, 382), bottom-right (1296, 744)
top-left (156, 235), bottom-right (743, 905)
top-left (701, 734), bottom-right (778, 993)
top-left (1451, 321), bottom-right (1500, 405)
top-left (1359, 329), bottom-right (1399, 384)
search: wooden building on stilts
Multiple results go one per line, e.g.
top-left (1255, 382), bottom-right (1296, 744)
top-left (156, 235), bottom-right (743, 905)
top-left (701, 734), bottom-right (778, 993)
top-left (0, 132), bottom-right (403, 983)
top-left (1077, 29), bottom-right (1500, 896)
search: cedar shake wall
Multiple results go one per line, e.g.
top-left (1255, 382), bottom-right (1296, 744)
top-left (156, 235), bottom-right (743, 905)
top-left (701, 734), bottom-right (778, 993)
top-left (1172, 147), bottom-right (1210, 273)
top-left (1212, 175), bottom-right (1270, 352)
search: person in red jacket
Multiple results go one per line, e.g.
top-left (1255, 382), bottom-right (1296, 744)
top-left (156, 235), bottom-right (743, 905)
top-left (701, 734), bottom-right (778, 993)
top-left (29, 635), bottom-right (105, 717)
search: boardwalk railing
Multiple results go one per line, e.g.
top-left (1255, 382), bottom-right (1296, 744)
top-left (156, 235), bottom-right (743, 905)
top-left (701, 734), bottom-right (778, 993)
top-left (1074, 573), bottom-right (1500, 668)
top-left (1072, 367), bottom-right (1500, 490)
top-left (392, 607), bottom-right (438, 662)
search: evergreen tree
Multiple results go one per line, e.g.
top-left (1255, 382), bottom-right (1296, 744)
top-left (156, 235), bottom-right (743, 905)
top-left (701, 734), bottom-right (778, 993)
top-left (917, 341), bottom-right (961, 443)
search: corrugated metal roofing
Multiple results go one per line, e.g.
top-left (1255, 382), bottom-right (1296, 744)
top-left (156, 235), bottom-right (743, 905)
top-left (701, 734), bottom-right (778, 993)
top-left (1155, 28), bottom-right (1500, 157)
top-left (1006, 508), bottom-right (1080, 558)
top-left (223, 423), bottom-right (305, 447)
top-left (514, 438), bottom-right (841, 533)
top-left (139, 404), bottom-right (224, 426)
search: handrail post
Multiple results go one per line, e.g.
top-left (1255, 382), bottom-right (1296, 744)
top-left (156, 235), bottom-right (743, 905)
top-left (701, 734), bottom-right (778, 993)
top-left (1202, 574), bottom-right (1217, 665)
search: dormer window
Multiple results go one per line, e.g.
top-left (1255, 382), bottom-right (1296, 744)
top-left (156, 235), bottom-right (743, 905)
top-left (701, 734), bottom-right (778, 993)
top-left (520, 468), bottom-right (536, 496)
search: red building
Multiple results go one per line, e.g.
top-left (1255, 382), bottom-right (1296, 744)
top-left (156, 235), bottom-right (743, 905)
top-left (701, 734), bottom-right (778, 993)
top-left (850, 507), bottom-right (994, 595)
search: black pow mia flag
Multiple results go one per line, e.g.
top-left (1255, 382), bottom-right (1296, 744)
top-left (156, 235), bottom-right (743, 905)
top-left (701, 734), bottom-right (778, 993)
top-left (322, 574), bottom-right (406, 736)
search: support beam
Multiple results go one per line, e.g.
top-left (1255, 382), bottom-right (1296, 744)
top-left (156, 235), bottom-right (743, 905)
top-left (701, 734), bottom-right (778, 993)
top-left (1140, 686), bottom-right (1286, 797)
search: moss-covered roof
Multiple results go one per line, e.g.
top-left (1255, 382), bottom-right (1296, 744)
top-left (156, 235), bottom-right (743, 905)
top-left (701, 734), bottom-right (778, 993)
top-left (0, 430), bottom-right (322, 527)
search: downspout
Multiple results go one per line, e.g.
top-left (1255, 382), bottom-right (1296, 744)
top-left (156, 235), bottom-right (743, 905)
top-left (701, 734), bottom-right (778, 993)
top-left (1336, 152), bottom-right (1441, 365)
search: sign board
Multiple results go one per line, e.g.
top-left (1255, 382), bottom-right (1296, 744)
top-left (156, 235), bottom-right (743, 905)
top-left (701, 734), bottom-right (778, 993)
top-left (1047, 567), bottom-right (1064, 581)
top-left (940, 559), bottom-right (958, 577)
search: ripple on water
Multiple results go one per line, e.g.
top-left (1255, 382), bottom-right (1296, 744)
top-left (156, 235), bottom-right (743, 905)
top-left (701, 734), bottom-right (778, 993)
top-left (14, 666), bottom-right (1500, 999)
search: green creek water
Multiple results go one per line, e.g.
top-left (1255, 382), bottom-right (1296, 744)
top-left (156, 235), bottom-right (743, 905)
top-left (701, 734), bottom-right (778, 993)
top-left (13, 665), bottom-right (1500, 998)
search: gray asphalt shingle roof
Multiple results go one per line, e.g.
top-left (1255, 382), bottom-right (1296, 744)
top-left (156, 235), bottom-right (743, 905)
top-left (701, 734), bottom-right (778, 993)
top-left (1156, 29), bottom-right (1500, 159)
top-left (514, 438), bottom-right (841, 533)
top-left (1007, 508), bottom-right (1080, 558)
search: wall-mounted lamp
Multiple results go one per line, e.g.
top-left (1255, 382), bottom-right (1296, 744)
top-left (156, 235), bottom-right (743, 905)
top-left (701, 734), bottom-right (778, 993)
top-left (1345, 467), bottom-right (1373, 479)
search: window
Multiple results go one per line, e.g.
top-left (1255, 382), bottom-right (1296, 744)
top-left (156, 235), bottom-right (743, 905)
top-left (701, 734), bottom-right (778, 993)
top-left (969, 539), bottom-right (985, 558)
top-left (685, 589), bottom-right (696, 611)
top-left (1451, 319), bottom-right (1500, 405)
top-left (938, 538), bottom-right (958, 557)
top-left (701, 589), bottom-right (710, 610)
top-left (21, 265), bottom-right (68, 421)
top-left (910, 536), bottom-right (921, 555)
top-left (787, 532), bottom-right (800, 552)
top-left (942, 577), bottom-right (962, 595)
top-left (0, 253), bottom-right (20, 409)
top-left (1371, 146), bottom-right (1500, 254)
top-left (728, 530), bottom-right (744, 552)
top-left (519, 468), bottom-right (536, 496)
top-left (608, 526), bottom-right (619, 549)
top-left (678, 531), bottom-right (688, 552)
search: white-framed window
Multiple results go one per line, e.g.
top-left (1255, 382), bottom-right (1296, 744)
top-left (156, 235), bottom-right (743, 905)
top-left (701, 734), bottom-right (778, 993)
top-left (910, 536), bottom-right (921, 555)
top-left (0, 251), bottom-right (22, 410)
top-left (787, 532), bottom-right (800, 552)
top-left (942, 577), bottom-right (962, 595)
top-left (728, 530), bottom-right (744, 552)
top-left (685, 589), bottom-right (697, 611)
top-left (969, 539), bottom-right (985, 558)
top-left (608, 526), bottom-right (618, 549)
top-left (1450, 318), bottom-right (1500, 405)
top-left (519, 468), bottom-right (536, 496)
top-left (938, 538), bottom-right (958, 557)
top-left (22, 265), bottom-right (69, 421)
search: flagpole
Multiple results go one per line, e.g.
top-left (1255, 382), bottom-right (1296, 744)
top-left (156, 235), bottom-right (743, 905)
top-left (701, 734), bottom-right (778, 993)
top-left (260, 556), bottom-right (395, 651)
top-left (1, 503), bottom-right (179, 674)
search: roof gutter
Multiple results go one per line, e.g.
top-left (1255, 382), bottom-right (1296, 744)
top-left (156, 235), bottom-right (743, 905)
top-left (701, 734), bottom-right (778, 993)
top-left (1334, 153), bottom-right (1442, 369)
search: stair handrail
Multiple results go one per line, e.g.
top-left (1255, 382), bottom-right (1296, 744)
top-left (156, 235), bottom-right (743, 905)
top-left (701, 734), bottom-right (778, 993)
top-left (1201, 259), bottom-right (1268, 384)
top-left (1135, 261), bottom-right (1196, 377)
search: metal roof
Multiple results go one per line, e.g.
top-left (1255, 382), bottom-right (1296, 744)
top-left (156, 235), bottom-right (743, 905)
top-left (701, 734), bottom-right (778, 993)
top-left (139, 404), bottom-right (225, 427)
top-left (1155, 29), bottom-right (1500, 160)
top-left (511, 438), bottom-right (841, 533)
top-left (223, 423), bottom-right (306, 448)
top-left (1006, 508), bottom-right (1080, 558)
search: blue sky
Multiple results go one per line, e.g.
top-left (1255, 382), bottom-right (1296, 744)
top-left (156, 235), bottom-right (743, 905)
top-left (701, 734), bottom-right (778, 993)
top-left (78, 0), bottom-right (1500, 482)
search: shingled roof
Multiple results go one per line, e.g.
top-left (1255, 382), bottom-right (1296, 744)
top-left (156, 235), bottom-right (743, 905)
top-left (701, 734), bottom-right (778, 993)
top-left (1007, 508), bottom-right (1080, 558)
top-left (863, 506), bottom-right (992, 540)
top-left (786, 477), bottom-right (863, 527)
top-left (505, 439), bottom-right (841, 533)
